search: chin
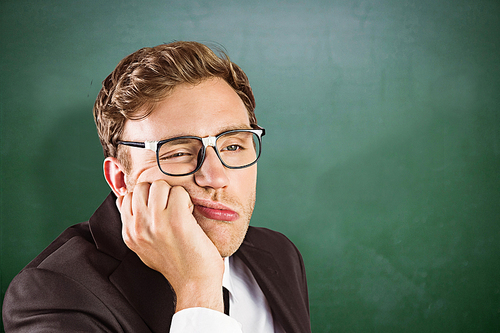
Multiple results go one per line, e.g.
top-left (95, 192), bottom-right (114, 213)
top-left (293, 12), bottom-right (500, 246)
top-left (215, 239), bottom-right (242, 258)
top-left (198, 220), bottom-right (249, 258)
top-left (209, 230), bottom-right (247, 258)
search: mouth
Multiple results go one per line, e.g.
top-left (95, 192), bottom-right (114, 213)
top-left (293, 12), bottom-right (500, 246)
top-left (191, 198), bottom-right (240, 222)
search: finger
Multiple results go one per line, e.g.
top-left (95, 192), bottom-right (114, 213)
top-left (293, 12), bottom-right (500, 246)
top-left (120, 192), bottom-right (133, 217)
top-left (166, 186), bottom-right (196, 226)
top-left (148, 180), bottom-right (172, 212)
top-left (131, 182), bottom-right (151, 214)
top-left (120, 192), bottom-right (135, 248)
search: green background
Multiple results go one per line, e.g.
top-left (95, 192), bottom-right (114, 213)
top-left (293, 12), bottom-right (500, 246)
top-left (1, 0), bottom-right (499, 331)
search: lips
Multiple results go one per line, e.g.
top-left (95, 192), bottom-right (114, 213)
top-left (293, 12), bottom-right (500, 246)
top-left (191, 199), bottom-right (239, 222)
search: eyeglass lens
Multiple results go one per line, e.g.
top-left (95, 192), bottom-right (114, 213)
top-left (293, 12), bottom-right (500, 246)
top-left (157, 131), bottom-right (261, 175)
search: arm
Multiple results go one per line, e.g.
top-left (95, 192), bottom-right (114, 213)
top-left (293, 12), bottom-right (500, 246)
top-left (117, 180), bottom-right (243, 332)
top-left (118, 180), bottom-right (224, 313)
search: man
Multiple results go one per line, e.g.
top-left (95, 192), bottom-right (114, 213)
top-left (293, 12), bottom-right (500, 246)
top-left (2, 41), bottom-right (311, 332)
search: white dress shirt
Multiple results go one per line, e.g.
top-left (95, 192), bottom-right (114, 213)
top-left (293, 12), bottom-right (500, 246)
top-left (170, 256), bottom-right (284, 333)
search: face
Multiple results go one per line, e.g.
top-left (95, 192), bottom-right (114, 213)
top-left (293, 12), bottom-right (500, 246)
top-left (120, 78), bottom-right (257, 257)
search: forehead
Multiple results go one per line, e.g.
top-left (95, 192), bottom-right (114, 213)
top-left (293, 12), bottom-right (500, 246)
top-left (123, 78), bottom-right (251, 140)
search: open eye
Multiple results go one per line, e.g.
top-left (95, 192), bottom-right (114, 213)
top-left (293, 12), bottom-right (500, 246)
top-left (222, 144), bottom-right (243, 152)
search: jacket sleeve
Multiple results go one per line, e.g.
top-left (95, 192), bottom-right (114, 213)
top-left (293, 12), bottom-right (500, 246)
top-left (2, 268), bottom-right (124, 333)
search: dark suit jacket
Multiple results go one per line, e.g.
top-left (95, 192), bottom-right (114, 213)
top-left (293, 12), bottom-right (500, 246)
top-left (3, 193), bottom-right (311, 332)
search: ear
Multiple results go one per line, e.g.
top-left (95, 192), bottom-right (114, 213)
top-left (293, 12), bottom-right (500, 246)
top-left (103, 157), bottom-right (128, 197)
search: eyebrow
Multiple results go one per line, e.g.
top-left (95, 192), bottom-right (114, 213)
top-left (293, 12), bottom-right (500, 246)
top-left (161, 138), bottom-right (194, 146)
top-left (158, 124), bottom-right (253, 141)
top-left (216, 124), bottom-right (253, 135)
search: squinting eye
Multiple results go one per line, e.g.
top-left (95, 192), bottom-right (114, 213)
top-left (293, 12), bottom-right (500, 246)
top-left (159, 151), bottom-right (193, 161)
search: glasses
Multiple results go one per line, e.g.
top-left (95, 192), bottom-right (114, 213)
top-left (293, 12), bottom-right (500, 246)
top-left (118, 127), bottom-right (265, 176)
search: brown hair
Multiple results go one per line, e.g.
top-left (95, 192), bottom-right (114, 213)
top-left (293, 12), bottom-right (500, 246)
top-left (93, 41), bottom-right (256, 169)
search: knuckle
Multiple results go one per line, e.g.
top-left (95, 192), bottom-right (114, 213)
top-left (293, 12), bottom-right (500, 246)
top-left (153, 179), bottom-right (170, 188)
top-left (134, 182), bottom-right (150, 193)
top-left (169, 186), bottom-right (187, 198)
top-left (123, 223), bottom-right (149, 247)
top-left (122, 229), bottom-right (134, 247)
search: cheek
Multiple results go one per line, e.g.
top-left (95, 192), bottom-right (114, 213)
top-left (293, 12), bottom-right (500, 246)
top-left (126, 165), bottom-right (168, 189)
top-left (226, 167), bottom-right (257, 211)
top-left (238, 167), bottom-right (257, 196)
top-left (128, 167), bottom-right (197, 193)
top-left (125, 151), bottom-right (162, 187)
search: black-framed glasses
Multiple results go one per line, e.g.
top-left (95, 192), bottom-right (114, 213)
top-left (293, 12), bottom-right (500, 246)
top-left (118, 126), bottom-right (265, 176)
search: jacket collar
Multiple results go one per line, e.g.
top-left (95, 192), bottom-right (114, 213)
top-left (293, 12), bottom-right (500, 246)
top-left (89, 192), bottom-right (128, 260)
top-left (236, 230), bottom-right (311, 333)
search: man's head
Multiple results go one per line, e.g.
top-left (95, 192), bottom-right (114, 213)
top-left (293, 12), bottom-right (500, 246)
top-left (94, 41), bottom-right (257, 171)
top-left (93, 41), bottom-right (260, 257)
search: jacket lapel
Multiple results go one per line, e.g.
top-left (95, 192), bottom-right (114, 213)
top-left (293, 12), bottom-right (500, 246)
top-left (90, 193), bottom-right (175, 333)
top-left (109, 252), bottom-right (175, 332)
top-left (236, 235), bottom-right (310, 333)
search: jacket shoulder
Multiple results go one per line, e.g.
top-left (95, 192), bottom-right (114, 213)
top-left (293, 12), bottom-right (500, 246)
top-left (245, 226), bottom-right (303, 261)
top-left (2, 268), bottom-right (123, 332)
top-left (24, 221), bottom-right (94, 269)
top-left (2, 222), bottom-right (149, 332)
top-left (18, 222), bottom-right (121, 294)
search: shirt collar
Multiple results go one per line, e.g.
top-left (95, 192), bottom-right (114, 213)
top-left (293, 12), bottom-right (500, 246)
top-left (222, 256), bottom-right (237, 302)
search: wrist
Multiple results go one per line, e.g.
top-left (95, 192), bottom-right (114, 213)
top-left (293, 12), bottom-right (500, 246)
top-left (174, 282), bottom-right (224, 313)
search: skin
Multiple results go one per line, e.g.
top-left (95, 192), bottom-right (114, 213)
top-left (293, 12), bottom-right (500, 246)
top-left (103, 77), bottom-right (257, 314)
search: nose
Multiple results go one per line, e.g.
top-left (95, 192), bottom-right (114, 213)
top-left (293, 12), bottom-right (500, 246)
top-left (194, 147), bottom-right (229, 189)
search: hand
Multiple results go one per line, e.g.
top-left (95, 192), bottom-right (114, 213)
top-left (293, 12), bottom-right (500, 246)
top-left (116, 180), bottom-right (225, 313)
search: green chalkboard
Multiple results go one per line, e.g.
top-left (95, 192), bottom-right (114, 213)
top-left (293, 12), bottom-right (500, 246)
top-left (1, 0), bottom-right (499, 331)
